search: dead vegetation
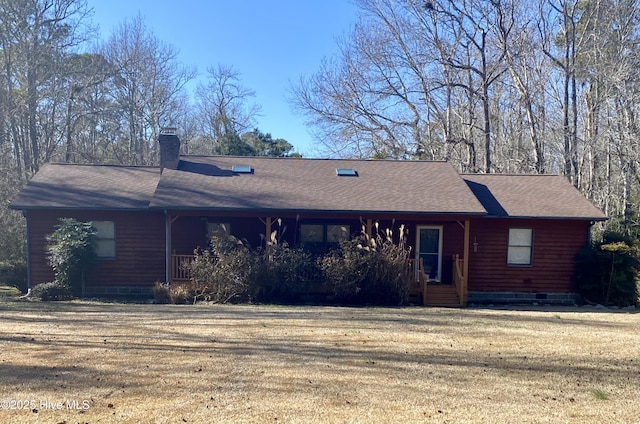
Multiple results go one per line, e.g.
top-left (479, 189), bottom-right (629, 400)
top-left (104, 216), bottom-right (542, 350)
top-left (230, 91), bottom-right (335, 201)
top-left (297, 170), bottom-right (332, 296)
top-left (0, 298), bottom-right (637, 423)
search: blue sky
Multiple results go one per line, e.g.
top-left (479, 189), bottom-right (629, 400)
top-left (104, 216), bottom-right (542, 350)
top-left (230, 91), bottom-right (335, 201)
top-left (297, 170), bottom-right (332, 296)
top-left (86, 0), bottom-right (359, 157)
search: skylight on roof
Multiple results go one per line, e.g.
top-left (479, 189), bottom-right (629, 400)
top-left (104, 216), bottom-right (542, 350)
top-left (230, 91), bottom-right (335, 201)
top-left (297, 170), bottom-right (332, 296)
top-left (336, 168), bottom-right (358, 177)
top-left (232, 165), bottom-right (253, 174)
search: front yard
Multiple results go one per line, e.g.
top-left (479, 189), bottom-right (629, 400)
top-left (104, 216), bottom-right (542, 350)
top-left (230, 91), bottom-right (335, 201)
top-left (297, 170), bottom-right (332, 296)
top-left (0, 295), bottom-right (637, 423)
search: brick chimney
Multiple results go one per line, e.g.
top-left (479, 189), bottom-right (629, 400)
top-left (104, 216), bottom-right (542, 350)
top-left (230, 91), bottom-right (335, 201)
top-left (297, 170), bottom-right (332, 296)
top-left (158, 127), bottom-right (180, 172)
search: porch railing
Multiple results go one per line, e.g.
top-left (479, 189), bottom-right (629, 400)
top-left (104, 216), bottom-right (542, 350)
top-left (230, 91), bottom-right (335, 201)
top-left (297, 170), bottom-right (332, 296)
top-left (407, 258), bottom-right (428, 304)
top-left (408, 258), bottom-right (428, 283)
top-left (171, 254), bottom-right (194, 282)
top-left (170, 254), bottom-right (325, 284)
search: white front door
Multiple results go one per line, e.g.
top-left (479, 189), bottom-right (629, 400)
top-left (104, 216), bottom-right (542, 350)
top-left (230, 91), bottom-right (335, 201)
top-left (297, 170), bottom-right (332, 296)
top-left (416, 226), bottom-right (443, 282)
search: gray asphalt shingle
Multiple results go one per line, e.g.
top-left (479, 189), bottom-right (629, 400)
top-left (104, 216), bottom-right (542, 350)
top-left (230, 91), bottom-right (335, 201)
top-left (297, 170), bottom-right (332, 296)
top-left (463, 174), bottom-right (606, 220)
top-left (149, 156), bottom-right (487, 215)
top-left (10, 164), bottom-right (160, 210)
top-left (10, 157), bottom-right (606, 221)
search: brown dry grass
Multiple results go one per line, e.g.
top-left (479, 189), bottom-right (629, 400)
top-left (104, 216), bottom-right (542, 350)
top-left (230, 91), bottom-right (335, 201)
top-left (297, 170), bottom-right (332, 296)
top-left (0, 298), bottom-right (638, 424)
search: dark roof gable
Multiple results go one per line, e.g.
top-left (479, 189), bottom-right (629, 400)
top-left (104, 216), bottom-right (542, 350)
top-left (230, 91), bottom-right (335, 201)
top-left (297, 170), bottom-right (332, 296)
top-left (463, 174), bottom-right (606, 220)
top-left (10, 164), bottom-right (161, 210)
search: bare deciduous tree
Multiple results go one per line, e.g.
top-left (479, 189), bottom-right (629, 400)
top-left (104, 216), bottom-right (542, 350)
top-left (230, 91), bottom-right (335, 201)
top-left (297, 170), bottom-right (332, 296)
top-left (292, 0), bottom-right (640, 235)
top-left (193, 64), bottom-right (261, 154)
top-left (101, 14), bottom-right (195, 165)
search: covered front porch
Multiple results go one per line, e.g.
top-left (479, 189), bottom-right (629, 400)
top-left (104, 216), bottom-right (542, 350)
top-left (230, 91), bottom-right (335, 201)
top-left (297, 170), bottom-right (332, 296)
top-left (164, 211), bottom-right (471, 306)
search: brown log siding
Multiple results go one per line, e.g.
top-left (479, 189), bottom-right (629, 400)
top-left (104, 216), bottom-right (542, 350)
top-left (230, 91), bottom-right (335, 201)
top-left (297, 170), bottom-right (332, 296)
top-left (467, 219), bottom-right (590, 293)
top-left (27, 210), bottom-right (165, 287)
top-left (26, 208), bottom-right (591, 294)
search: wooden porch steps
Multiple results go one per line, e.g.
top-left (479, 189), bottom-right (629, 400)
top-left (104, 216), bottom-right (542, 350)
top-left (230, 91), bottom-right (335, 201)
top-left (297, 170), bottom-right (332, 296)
top-left (424, 284), bottom-right (461, 307)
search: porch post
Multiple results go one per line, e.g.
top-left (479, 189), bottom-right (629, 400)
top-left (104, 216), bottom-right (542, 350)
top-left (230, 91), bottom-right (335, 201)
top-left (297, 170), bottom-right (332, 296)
top-left (164, 210), bottom-right (171, 284)
top-left (23, 210), bottom-right (32, 292)
top-left (264, 216), bottom-right (271, 254)
top-left (462, 219), bottom-right (470, 306)
top-left (366, 219), bottom-right (373, 238)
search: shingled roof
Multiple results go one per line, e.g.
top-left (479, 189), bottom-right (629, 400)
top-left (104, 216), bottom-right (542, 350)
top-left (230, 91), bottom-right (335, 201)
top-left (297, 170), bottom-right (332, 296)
top-left (10, 164), bottom-right (161, 210)
top-left (10, 158), bottom-right (606, 221)
top-left (463, 174), bottom-right (607, 220)
top-left (150, 156), bottom-right (487, 215)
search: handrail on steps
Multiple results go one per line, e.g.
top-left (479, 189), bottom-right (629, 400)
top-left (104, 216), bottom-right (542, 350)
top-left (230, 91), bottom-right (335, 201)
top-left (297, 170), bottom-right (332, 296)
top-left (408, 258), bottom-right (429, 304)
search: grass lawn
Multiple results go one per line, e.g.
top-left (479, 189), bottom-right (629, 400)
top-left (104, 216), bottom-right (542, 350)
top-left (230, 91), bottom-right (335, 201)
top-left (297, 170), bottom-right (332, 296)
top-left (0, 292), bottom-right (638, 423)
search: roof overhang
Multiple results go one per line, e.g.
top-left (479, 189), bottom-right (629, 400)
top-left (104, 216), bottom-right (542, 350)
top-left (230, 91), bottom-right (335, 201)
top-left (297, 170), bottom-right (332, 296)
top-left (478, 215), bottom-right (608, 221)
top-left (152, 205), bottom-right (487, 216)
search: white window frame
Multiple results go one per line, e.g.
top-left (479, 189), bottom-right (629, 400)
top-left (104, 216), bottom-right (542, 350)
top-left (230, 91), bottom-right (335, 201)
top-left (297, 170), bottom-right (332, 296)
top-left (416, 225), bottom-right (443, 282)
top-left (93, 221), bottom-right (116, 259)
top-left (507, 228), bottom-right (533, 266)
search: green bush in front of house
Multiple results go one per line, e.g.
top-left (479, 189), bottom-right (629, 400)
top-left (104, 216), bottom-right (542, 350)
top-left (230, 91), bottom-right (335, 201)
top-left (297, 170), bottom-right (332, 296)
top-left (574, 231), bottom-right (640, 307)
top-left (32, 281), bottom-right (73, 301)
top-left (0, 261), bottom-right (27, 293)
top-left (45, 218), bottom-right (98, 299)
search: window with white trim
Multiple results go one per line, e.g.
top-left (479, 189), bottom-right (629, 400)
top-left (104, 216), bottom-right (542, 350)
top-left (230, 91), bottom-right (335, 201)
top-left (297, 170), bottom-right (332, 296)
top-left (507, 228), bottom-right (533, 265)
top-left (93, 221), bottom-right (116, 259)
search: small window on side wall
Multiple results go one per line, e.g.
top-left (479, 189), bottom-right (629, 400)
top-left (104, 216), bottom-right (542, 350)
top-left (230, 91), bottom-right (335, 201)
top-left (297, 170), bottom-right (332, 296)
top-left (507, 228), bottom-right (533, 265)
top-left (93, 221), bottom-right (116, 259)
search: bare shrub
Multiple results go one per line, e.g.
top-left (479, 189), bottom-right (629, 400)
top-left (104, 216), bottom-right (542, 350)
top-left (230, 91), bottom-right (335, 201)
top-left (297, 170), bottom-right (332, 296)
top-left (320, 224), bottom-right (412, 305)
top-left (169, 282), bottom-right (195, 304)
top-left (254, 242), bottom-right (314, 303)
top-left (187, 234), bottom-right (254, 303)
top-left (152, 281), bottom-right (171, 304)
top-left (182, 222), bottom-right (412, 306)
